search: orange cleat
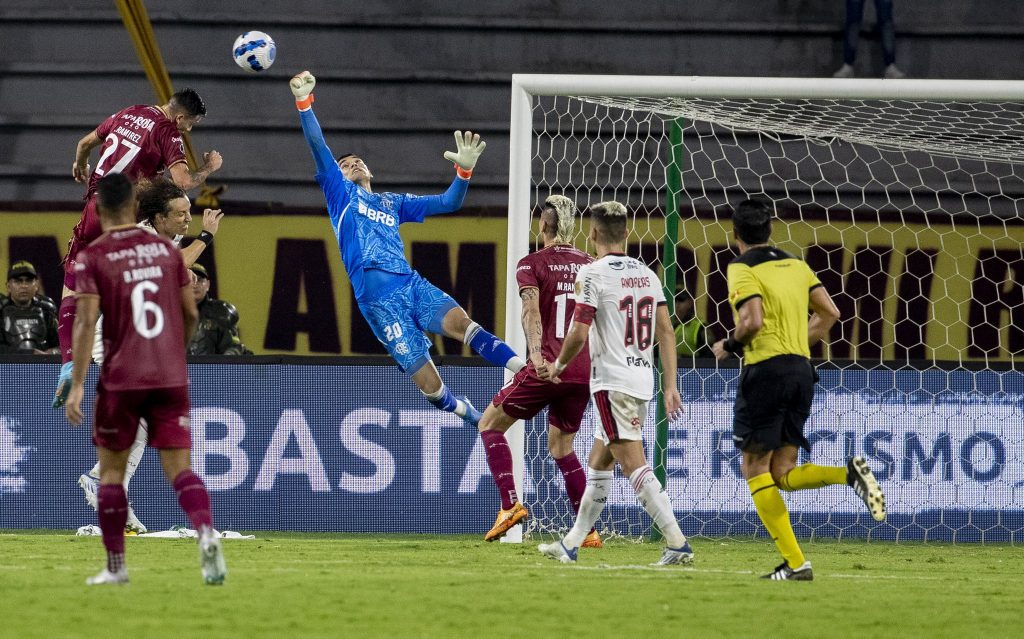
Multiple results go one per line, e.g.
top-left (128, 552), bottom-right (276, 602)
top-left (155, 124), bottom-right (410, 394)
top-left (581, 530), bottom-right (603, 548)
top-left (484, 502), bottom-right (528, 542)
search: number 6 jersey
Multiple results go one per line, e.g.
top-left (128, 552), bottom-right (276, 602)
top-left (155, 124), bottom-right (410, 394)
top-left (74, 226), bottom-right (190, 390)
top-left (573, 253), bottom-right (666, 400)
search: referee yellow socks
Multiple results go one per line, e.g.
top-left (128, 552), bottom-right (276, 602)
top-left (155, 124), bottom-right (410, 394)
top-left (748, 472), bottom-right (805, 569)
top-left (777, 464), bottom-right (847, 492)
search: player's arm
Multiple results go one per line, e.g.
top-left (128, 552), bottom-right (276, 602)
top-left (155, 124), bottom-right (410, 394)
top-left (289, 71), bottom-right (340, 177)
top-left (541, 301), bottom-right (593, 382)
top-left (654, 303), bottom-right (683, 421)
top-left (179, 208), bottom-right (225, 266)
top-left (72, 130), bottom-right (103, 183)
top-left (808, 284), bottom-right (841, 347)
top-left (180, 285), bottom-right (199, 347)
top-left (167, 152), bottom-right (223, 192)
top-left (65, 294), bottom-right (99, 426)
top-left (520, 287), bottom-right (543, 367)
top-left (398, 131), bottom-right (485, 221)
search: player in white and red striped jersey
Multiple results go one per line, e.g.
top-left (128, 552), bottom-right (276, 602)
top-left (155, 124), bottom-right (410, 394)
top-left (536, 201), bottom-right (694, 565)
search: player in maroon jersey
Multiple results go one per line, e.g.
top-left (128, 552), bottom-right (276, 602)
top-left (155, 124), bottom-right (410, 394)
top-left (64, 173), bottom-right (226, 586)
top-left (476, 195), bottom-right (600, 545)
top-left (54, 88), bottom-right (223, 408)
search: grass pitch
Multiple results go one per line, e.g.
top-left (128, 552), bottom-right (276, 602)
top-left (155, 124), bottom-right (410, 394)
top-left (0, 531), bottom-right (1019, 639)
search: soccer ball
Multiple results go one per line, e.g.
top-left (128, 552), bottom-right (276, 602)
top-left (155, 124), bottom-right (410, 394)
top-left (232, 31), bottom-right (276, 72)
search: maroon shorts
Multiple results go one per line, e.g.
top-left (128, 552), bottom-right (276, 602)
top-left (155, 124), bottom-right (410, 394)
top-left (93, 382), bottom-right (191, 451)
top-left (491, 364), bottom-right (590, 433)
top-left (63, 197), bottom-right (102, 290)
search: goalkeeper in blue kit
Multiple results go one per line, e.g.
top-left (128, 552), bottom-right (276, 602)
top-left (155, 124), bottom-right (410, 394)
top-left (290, 71), bottom-right (524, 424)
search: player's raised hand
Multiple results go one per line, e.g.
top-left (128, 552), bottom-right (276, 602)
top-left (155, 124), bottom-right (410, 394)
top-left (444, 131), bottom-right (486, 172)
top-left (72, 161), bottom-right (91, 183)
top-left (202, 150), bottom-right (223, 173)
top-left (201, 208), bottom-right (225, 235)
top-left (65, 384), bottom-right (85, 426)
top-left (290, 71), bottom-right (316, 99)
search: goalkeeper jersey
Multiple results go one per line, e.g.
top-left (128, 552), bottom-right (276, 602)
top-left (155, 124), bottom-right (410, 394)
top-left (302, 110), bottom-right (468, 302)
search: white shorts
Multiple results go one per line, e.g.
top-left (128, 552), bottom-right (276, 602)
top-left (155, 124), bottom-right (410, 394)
top-left (591, 390), bottom-right (648, 444)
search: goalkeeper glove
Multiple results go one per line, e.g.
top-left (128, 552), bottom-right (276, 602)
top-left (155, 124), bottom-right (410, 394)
top-left (290, 71), bottom-right (316, 111)
top-left (443, 130), bottom-right (486, 178)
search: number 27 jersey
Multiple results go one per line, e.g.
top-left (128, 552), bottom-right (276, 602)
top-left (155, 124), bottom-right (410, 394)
top-left (573, 253), bottom-right (666, 400)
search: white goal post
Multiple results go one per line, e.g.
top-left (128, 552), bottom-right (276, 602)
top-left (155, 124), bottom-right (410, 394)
top-left (504, 75), bottom-right (1024, 544)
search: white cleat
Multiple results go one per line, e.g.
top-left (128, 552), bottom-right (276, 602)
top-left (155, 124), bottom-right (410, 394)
top-left (847, 456), bottom-right (886, 522)
top-left (78, 474), bottom-right (98, 511)
top-left (86, 567), bottom-right (129, 586)
top-left (832, 63), bottom-right (855, 78)
top-left (125, 507), bottom-right (147, 535)
top-left (653, 541), bottom-right (694, 566)
top-left (537, 539), bottom-right (578, 564)
top-left (199, 527), bottom-right (228, 585)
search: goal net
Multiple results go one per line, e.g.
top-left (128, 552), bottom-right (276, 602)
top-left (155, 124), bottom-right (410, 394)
top-left (505, 76), bottom-right (1024, 543)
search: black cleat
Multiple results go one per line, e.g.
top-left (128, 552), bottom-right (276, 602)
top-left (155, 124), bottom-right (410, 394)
top-left (762, 561), bottom-right (814, 581)
top-left (847, 456), bottom-right (886, 522)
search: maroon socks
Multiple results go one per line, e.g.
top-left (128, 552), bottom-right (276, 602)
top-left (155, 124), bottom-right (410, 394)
top-left (173, 470), bottom-right (213, 530)
top-left (480, 430), bottom-right (518, 510)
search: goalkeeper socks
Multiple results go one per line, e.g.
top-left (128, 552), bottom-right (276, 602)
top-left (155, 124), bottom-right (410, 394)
top-left (630, 465), bottom-right (687, 549)
top-left (465, 322), bottom-right (526, 373)
top-left (748, 472), bottom-right (805, 569)
top-left (57, 295), bottom-right (76, 364)
top-left (173, 470), bottom-right (213, 530)
top-left (480, 430), bottom-right (518, 510)
top-left (122, 424), bottom-right (148, 489)
top-left (563, 468), bottom-right (612, 548)
top-left (554, 452), bottom-right (586, 515)
top-left (422, 384), bottom-right (469, 417)
top-left (777, 463), bottom-right (847, 492)
top-left (97, 484), bottom-right (128, 565)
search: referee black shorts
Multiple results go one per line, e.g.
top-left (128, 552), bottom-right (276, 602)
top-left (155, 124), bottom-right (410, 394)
top-left (732, 354), bottom-right (817, 453)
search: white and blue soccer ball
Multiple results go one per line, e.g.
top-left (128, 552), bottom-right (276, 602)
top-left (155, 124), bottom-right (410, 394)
top-left (232, 31), bottom-right (276, 72)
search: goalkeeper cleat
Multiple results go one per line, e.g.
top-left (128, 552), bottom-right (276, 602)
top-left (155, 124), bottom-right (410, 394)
top-left (484, 502), bottom-right (528, 542)
top-left (125, 506), bottom-right (147, 535)
top-left (581, 530), bottom-right (603, 549)
top-left (458, 396), bottom-right (482, 427)
top-left (78, 473), bottom-right (99, 511)
top-left (653, 541), bottom-right (694, 566)
top-left (538, 539), bottom-right (577, 564)
top-left (52, 361), bottom-right (73, 408)
top-left (847, 456), bottom-right (886, 522)
top-left (199, 527), bottom-right (227, 585)
top-left (762, 560), bottom-right (814, 581)
top-left (86, 567), bottom-right (129, 586)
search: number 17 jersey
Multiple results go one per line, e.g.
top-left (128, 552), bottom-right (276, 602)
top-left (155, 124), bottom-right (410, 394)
top-left (573, 253), bottom-right (666, 400)
top-left (515, 244), bottom-right (592, 384)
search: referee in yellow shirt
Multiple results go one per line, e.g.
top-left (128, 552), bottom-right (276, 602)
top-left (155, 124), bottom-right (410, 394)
top-left (712, 198), bottom-right (886, 581)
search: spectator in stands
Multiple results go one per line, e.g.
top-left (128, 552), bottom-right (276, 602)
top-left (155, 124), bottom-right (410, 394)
top-left (833, 0), bottom-right (906, 79)
top-left (1, 261), bottom-right (59, 354)
top-left (673, 288), bottom-right (712, 359)
top-left (187, 263), bottom-right (252, 355)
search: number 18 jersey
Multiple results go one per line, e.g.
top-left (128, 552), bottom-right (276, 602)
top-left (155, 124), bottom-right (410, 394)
top-left (573, 253), bottom-right (666, 400)
top-left (74, 227), bottom-right (190, 390)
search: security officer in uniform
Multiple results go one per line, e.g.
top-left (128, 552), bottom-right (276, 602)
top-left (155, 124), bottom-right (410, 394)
top-left (673, 287), bottom-right (712, 358)
top-left (1, 261), bottom-right (59, 354)
top-left (187, 263), bottom-right (252, 355)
